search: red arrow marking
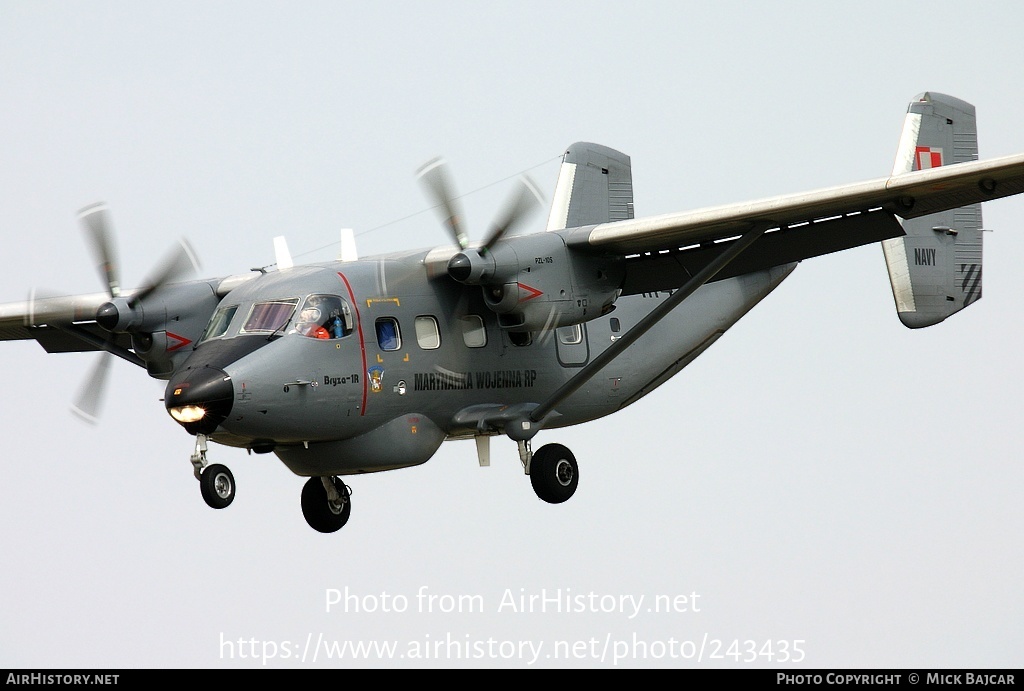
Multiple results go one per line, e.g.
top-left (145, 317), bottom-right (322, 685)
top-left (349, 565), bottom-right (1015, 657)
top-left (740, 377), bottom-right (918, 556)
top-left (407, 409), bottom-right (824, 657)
top-left (517, 282), bottom-right (543, 302)
top-left (166, 332), bottom-right (192, 351)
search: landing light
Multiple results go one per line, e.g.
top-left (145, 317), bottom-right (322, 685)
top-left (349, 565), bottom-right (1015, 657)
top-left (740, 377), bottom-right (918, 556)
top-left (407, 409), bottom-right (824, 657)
top-left (170, 405), bottom-right (207, 424)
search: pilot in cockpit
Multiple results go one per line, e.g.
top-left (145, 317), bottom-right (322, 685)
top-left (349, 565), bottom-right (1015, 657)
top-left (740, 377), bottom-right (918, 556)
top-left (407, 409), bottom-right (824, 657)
top-left (293, 295), bottom-right (351, 339)
top-left (293, 295), bottom-right (329, 338)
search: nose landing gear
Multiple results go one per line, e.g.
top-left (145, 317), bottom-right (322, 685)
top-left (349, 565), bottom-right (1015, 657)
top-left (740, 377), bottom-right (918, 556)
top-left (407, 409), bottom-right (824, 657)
top-left (191, 434), bottom-right (237, 509)
top-left (200, 464), bottom-right (235, 509)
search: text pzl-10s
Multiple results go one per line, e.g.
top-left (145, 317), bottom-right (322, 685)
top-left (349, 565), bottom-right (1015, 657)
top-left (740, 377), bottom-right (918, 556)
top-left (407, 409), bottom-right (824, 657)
top-left (3, 93), bottom-right (1024, 533)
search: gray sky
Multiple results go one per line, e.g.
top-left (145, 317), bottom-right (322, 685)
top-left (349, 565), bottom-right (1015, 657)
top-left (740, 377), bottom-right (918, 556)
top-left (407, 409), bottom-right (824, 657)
top-left (1, 1), bottom-right (1022, 669)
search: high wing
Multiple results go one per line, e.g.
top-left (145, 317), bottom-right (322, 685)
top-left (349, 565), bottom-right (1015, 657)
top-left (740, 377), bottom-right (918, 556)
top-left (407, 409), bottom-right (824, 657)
top-left (0, 270), bottom-right (253, 401)
top-left (561, 151), bottom-right (1024, 295)
top-left (0, 292), bottom-right (114, 351)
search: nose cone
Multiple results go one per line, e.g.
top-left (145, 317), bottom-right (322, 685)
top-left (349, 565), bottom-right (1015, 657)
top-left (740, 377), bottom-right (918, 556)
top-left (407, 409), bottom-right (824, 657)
top-left (165, 366), bottom-right (234, 435)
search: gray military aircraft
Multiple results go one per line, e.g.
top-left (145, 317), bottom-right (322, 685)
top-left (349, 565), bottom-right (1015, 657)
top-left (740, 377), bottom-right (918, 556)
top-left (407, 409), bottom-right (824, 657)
top-left (3, 92), bottom-right (1024, 533)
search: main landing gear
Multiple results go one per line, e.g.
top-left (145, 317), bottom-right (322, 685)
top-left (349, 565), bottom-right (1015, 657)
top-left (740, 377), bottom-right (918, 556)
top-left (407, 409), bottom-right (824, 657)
top-left (518, 440), bottom-right (579, 504)
top-left (186, 433), bottom-right (575, 530)
top-left (301, 476), bottom-right (352, 533)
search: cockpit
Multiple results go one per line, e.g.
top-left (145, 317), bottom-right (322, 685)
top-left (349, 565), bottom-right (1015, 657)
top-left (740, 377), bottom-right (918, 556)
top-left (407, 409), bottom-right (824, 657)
top-left (289, 294), bottom-right (354, 339)
top-left (199, 293), bottom-right (354, 344)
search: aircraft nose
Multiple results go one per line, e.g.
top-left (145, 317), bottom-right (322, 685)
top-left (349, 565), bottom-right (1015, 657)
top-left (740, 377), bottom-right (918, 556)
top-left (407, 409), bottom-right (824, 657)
top-left (165, 366), bottom-right (234, 435)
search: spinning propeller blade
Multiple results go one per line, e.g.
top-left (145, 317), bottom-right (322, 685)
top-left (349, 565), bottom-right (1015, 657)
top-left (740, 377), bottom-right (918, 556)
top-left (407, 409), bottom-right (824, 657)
top-left (481, 175), bottom-right (543, 250)
top-left (418, 157), bottom-right (542, 253)
top-left (416, 157), bottom-right (469, 250)
top-left (69, 203), bottom-right (200, 423)
top-left (71, 350), bottom-right (112, 425)
top-left (79, 203), bottom-right (121, 298)
top-left (130, 238), bottom-right (200, 306)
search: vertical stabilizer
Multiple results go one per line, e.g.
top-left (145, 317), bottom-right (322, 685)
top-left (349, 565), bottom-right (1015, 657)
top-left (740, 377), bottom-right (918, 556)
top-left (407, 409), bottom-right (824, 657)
top-left (546, 142), bottom-right (634, 231)
top-left (882, 93), bottom-right (983, 328)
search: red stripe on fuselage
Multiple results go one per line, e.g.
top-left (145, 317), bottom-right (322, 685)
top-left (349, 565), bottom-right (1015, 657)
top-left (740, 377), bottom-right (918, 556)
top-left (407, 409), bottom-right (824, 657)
top-left (337, 271), bottom-right (368, 416)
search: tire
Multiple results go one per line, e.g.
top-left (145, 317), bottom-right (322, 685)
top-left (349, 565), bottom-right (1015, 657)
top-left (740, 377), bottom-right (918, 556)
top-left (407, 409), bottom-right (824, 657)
top-left (200, 464), bottom-right (235, 509)
top-left (301, 476), bottom-right (351, 533)
top-left (529, 443), bottom-right (579, 504)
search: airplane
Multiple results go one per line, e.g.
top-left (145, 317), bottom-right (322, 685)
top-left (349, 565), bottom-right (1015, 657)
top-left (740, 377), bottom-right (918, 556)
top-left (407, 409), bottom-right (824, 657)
top-left (2, 92), bottom-right (1024, 533)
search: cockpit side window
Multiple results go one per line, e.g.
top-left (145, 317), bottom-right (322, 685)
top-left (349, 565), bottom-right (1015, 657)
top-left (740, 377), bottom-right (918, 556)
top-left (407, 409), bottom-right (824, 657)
top-left (241, 299), bottom-right (298, 334)
top-left (292, 294), bottom-right (353, 339)
top-left (200, 305), bottom-right (238, 343)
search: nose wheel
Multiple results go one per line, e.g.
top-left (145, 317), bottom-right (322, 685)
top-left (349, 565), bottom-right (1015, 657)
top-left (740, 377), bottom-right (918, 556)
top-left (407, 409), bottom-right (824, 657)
top-left (200, 464), bottom-right (236, 509)
top-left (301, 476), bottom-right (352, 533)
top-left (190, 433), bottom-right (237, 510)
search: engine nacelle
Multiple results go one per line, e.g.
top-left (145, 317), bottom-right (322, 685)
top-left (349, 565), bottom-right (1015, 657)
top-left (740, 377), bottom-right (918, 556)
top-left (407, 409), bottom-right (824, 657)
top-left (449, 232), bottom-right (624, 332)
top-left (97, 281), bottom-right (222, 378)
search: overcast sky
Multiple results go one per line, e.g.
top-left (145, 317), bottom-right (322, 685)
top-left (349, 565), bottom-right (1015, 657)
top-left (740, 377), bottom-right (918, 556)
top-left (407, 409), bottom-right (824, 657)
top-left (1, 1), bottom-right (1022, 669)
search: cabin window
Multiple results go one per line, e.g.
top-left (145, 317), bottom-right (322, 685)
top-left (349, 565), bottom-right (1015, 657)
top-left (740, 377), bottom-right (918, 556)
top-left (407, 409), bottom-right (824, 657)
top-left (459, 315), bottom-right (487, 348)
top-left (293, 294), bottom-right (353, 339)
top-left (414, 316), bottom-right (441, 349)
top-left (375, 317), bottom-right (401, 351)
top-left (556, 324), bottom-right (583, 345)
top-left (610, 317), bottom-right (621, 333)
top-left (241, 299), bottom-right (298, 334)
top-left (200, 305), bottom-right (238, 342)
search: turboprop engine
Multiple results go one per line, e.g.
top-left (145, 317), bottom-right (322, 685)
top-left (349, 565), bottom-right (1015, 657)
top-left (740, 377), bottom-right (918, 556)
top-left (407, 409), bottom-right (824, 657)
top-left (446, 231), bottom-right (624, 331)
top-left (416, 157), bottom-right (624, 333)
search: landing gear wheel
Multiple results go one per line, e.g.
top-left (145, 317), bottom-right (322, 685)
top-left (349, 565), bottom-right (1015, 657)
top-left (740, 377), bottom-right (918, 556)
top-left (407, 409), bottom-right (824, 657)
top-left (530, 443), bottom-right (578, 504)
top-left (301, 476), bottom-right (352, 533)
top-left (200, 463), bottom-right (235, 509)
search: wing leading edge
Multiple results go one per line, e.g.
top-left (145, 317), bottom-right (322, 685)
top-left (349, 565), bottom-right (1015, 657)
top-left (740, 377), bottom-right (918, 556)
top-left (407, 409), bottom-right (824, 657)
top-left (566, 151), bottom-right (1024, 255)
top-left (561, 121), bottom-right (1024, 297)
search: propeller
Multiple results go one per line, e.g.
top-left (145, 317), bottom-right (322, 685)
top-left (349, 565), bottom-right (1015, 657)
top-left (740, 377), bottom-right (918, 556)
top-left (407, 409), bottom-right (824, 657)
top-left (71, 342), bottom-right (112, 425)
top-left (481, 174), bottom-right (544, 250)
top-left (70, 203), bottom-right (199, 423)
top-left (416, 157), bottom-right (553, 380)
top-left (416, 157), bottom-right (469, 250)
top-left (79, 202), bottom-right (121, 297)
top-left (416, 156), bottom-right (543, 269)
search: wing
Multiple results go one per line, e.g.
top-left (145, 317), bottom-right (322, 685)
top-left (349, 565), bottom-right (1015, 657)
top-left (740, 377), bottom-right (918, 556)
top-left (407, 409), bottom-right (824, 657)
top-left (0, 274), bottom-right (257, 378)
top-left (562, 151), bottom-right (1024, 295)
top-left (0, 292), bottom-right (117, 352)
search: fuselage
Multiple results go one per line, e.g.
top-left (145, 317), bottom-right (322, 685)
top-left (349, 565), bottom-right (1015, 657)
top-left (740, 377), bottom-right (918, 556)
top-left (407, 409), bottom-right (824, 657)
top-left (165, 248), bottom-right (797, 477)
